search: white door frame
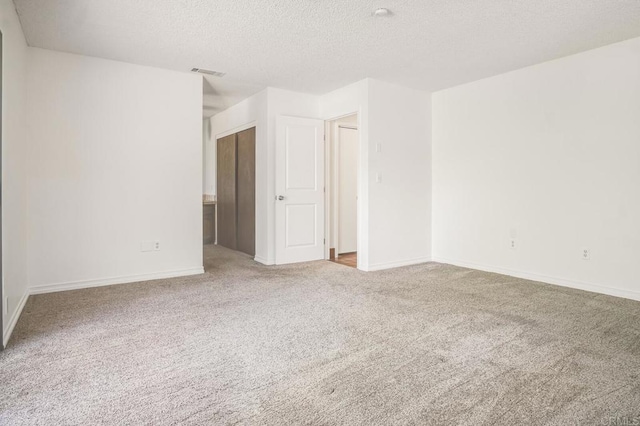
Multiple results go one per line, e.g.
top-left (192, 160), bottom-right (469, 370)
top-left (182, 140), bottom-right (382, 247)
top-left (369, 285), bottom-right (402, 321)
top-left (324, 113), bottom-right (360, 264)
top-left (334, 123), bottom-right (358, 257)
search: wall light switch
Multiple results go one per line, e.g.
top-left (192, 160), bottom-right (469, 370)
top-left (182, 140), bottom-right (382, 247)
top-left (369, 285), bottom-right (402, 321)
top-left (376, 172), bottom-right (383, 183)
top-left (376, 143), bottom-right (382, 153)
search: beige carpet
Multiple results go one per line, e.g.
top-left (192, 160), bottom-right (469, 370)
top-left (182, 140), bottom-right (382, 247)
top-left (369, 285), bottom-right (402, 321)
top-left (1, 245), bottom-right (639, 425)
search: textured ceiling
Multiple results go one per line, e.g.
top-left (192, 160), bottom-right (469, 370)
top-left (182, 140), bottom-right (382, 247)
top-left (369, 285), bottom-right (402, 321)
top-left (14, 0), bottom-right (640, 116)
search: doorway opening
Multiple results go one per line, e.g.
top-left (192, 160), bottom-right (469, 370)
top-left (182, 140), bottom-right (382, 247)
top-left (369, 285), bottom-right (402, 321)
top-left (325, 114), bottom-right (359, 269)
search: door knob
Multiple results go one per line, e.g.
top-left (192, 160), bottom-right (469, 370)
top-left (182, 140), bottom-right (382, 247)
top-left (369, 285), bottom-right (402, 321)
top-left (277, 195), bottom-right (285, 201)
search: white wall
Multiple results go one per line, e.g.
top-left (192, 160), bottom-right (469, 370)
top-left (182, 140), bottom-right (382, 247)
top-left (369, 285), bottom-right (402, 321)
top-left (366, 79), bottom-right (432, 270)
top-left (432, 36), bottom-right (640, 301)
top-left (26, 48), bottom-right (204, 293)
top-left (206, 79), bottom-right (431, 271)
top-left (1, 0), bottom-right (29, 346)
top-left (202, 119), bottom-right (211, 195)
top-left (208, 83), bottom-right (367, 266)
top-left (320, 79), bottom-right (432, 270)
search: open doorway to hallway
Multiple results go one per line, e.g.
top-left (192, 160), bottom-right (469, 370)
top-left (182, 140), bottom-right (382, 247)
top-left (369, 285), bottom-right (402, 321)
top-left (326, 114), bottom-right (358, 268)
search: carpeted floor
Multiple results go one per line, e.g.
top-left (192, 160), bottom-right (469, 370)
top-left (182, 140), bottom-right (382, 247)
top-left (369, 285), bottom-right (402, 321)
top-left (1, 245), bottom-right (639, 425)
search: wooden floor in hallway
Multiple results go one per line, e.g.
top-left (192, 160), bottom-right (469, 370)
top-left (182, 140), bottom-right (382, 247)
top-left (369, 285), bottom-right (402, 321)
top-left (330, 252), bottom-right (357, 268)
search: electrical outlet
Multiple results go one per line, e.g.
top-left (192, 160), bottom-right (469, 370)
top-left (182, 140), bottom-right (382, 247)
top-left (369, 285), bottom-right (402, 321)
top-left (509, 239), bottom-right (516, 250)
top-left (141, 241), bottom-right (160, 252)
top-left (581, 248), bottom-right (590, 260)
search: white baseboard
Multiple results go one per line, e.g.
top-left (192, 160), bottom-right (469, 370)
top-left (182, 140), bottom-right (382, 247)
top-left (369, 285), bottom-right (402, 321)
top-left (366, 256), bottom-right (431, 272)
top-left (432, 256), bottom-right (640, 302)
top-left (3, 290), bottom-right (29, 348)
top-left (29, 267), bottom-right (204, 295)
top-left (254, 256), bottom-right (274, 265)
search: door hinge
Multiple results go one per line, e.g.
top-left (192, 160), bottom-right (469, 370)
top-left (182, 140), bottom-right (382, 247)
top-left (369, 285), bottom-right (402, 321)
top-left (323, 238), bottom-right (326, 245)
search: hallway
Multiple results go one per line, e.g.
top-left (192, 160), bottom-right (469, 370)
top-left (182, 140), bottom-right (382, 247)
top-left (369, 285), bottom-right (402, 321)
top-left (329, 252), bottom-right (357, 268)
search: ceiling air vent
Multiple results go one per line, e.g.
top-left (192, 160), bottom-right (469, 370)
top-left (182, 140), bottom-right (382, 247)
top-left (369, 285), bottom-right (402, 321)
top-left (191, 68), bottom-right (226, 77)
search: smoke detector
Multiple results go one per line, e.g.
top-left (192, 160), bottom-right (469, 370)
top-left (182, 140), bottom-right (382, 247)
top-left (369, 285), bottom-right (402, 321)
top-left (373, 8), bottom-right (391, 17)
top-left (191, 68), bottom-right (226, 77)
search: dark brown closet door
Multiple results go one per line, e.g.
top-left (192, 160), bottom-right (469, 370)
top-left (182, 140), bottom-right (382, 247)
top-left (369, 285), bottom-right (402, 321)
top-left (217, 134), bottom-right (237, 250)
top-left (236, 127), bottom-right (256, 256)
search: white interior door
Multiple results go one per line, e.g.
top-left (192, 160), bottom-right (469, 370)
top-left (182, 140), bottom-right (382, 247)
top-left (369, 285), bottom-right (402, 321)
top-left (338, 126), bottom-right (358, 254)
top-left (275, 116), bottom-right (325, 264)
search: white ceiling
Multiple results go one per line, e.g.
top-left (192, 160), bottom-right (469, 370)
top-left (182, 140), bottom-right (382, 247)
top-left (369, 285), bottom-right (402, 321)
top-left (14, 0), bottom-right (640, 116)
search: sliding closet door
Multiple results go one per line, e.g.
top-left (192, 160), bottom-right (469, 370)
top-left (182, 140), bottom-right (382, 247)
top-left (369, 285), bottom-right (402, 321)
top-left (236, 128), bottom-right (256, 256)
top-left (217, 134), bottom-right (237, 250)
